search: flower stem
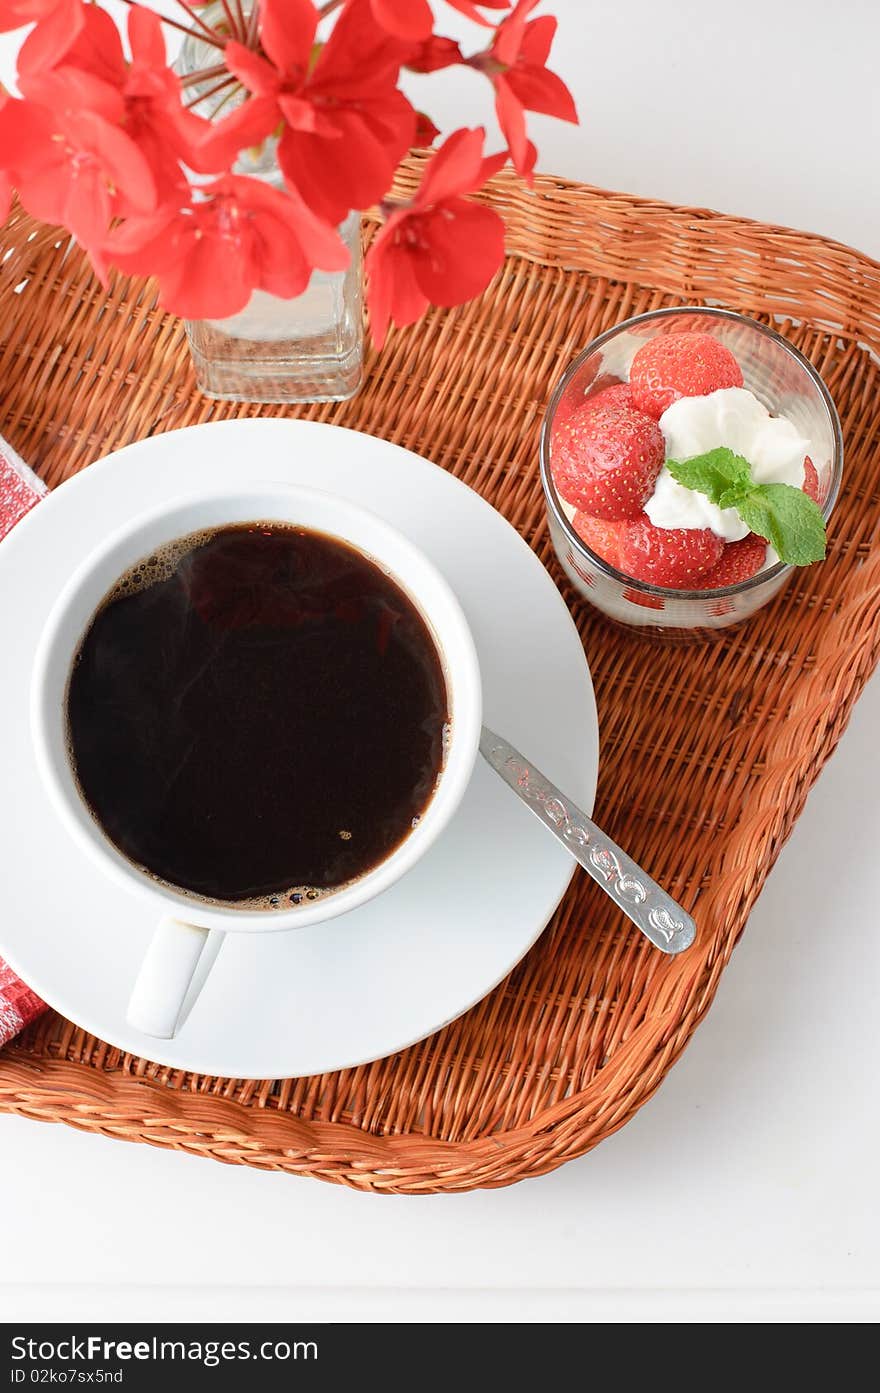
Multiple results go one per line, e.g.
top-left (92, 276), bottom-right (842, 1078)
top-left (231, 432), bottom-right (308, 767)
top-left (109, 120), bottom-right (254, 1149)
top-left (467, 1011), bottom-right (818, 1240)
top-left (173, 1), bottom-right (230, 48)
top-left (116, 0), bottom-right (227, 48)
top-left (184, 74), bottom-right (237, 109)
top-left (180, 62), bottom-right (229, 88)
top-left (217, 0), bottom-right (244, 43)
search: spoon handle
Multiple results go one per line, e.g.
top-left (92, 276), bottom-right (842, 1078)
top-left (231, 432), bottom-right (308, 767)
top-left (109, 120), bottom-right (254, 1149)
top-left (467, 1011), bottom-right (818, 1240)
top-left (479, 725), bottom-right (696, 956)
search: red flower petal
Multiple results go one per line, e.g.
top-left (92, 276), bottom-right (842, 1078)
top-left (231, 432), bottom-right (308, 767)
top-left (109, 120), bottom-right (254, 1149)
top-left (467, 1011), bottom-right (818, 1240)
top-left (313, 0), bottom-right (407, 89)
top-left (370, 0), bottom-right (432, 41)
top-left (494, 76), bottom-right (530, 177)
top-left (505, 63), bottom-right (578, 123)
top-left (447, 0), bottom-right (510, 18)
top-left (414, 111), bottom-right (440, 146)
top-left (63, 162), bottom-right (115, 248)
top-left (191, 95), bottom-right (280, 174)
top-left (107, 200), bottom-right (254, 320)
top-left (279, 115), bottom-right (393, 225)
top-left (363, 85), bottom-right (417, 153)
top-left (0, 98), bottom-right (61, 177)
top-left (365, 224), bottom-right (429, 348)
top-left (493, 0), bottom-right (541, 66)
top-left (404, 35), bottom-right (463, 73)
top-left (19, 66), bottom-right (124, 125)
top-left (224, 40), bottom-right (281, 98)
top-left (127, 4), bottom-right (165, 68)
top-left (16, 0), bottom-right (84, 75)
top-left (412, 198), bottom-right (505, 304)
top-left (166, 233), bottom-right (254, 320)
top-left (61, 2), bottom-right (126, 87)
top-left (279, 88), bottom-right (414, 224)
top-left (126, 112), bottom-right (192, 202)
top-left (9, 105), bottom-right (148, 249)
top-left (259, 0), bottom-right (318, 76)
top-left (364, 240), bottom-right (394, 348)
top-left (0, 0), bottom-right (58, 31)
top-left (102, 202), bottom-right (181, 268)
top-left (278, 91), bottom-right (337, 137)
top-left (416, 127), bottom-right (485, 206)
top-left (0, 100), bottom-right (136, 246)
top-left (65, 108), bottom-right (158, 216)
top-left (518, 12), bottom-right (556, 65)
top-left (218, 174), bottom-right (349, 275)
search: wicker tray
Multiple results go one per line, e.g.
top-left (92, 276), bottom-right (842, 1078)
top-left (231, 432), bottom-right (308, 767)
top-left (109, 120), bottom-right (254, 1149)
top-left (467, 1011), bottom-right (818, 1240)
top-left (1, 169), bottom-right (879, 1193)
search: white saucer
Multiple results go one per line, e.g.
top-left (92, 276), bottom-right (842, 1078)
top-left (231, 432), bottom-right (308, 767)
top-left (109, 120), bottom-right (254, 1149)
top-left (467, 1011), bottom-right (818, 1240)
top-left (0, 420), bottom-right (598, 1078)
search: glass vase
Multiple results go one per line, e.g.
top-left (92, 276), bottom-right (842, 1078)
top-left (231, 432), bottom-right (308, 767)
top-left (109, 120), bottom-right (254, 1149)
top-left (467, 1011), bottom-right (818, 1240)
top-left (176, 16), bottom-right (364, 404)
top-left (184, 211), bottom-right (364, 404)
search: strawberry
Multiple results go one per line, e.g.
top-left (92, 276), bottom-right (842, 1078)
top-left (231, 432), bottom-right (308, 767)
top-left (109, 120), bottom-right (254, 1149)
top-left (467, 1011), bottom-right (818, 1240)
top-left (691, 534), bottom-right (767, 589)
top-left (552, 381), bottom-right (633, 430)
top-left (619, 516), bottom-right (724, 587)
top-left (588, 371), bottom-right (625, 393)
top-left (550, 404), bottom-right (665, 520)
top-left (803, 455), bottom-right (820, 503)
top-left (629, 332), bottom-right (743, 419)
top-left (582, 382), bottom-right (635, 414)
top-left (572, 511), bottom-right (624, 567)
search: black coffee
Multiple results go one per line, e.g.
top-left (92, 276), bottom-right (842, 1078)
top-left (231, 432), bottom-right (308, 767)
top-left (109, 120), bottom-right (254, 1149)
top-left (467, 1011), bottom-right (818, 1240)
top-left (67, 524), bottom-right (448, 906)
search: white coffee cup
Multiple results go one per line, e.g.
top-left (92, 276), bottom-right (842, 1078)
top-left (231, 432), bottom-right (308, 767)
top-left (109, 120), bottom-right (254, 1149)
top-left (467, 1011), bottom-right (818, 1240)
top-left (30, 484), bottom-right (481, 1039)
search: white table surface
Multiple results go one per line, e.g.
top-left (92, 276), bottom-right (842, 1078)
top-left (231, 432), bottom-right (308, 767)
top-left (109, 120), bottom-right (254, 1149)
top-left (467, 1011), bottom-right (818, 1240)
top-left (2, 0), bottom-right (879, 1325)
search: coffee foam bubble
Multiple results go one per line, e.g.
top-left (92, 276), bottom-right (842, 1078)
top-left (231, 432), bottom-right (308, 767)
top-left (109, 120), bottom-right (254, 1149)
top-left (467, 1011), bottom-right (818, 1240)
top-left (140, 876), bottom-right (338, 914)
top-left (106, 527), bottom-right (219, 602)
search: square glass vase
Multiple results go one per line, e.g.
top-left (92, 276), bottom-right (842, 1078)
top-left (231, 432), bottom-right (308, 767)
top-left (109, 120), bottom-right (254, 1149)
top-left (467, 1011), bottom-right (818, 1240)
top-left (185, 211), bottom-right (364, 405)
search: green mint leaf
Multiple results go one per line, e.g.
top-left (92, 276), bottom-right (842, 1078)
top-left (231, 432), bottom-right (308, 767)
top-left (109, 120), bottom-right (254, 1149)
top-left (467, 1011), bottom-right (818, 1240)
top-left (736, 483), bottom-right (826, 566)
top-left (665, 446), bottom-right (826, 567)
top-left (717, 484), bottom-right (750, 511)
top-left (666, 447), bottom-right (753, 507)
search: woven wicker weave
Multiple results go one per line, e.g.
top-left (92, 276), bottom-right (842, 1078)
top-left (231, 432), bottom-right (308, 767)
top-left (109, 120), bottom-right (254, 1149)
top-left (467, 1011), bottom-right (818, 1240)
top-left (1, 167), bottom-right (879, 1193)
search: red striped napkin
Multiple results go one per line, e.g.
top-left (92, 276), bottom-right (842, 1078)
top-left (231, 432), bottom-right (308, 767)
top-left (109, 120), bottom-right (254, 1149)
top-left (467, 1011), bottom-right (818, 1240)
top-left (0, 434), bottom-right (48, 1045)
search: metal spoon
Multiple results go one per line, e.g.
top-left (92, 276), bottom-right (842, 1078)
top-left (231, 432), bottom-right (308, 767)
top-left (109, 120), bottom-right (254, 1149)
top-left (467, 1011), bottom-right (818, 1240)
top-left (480, 725), bottom-right (696, 955)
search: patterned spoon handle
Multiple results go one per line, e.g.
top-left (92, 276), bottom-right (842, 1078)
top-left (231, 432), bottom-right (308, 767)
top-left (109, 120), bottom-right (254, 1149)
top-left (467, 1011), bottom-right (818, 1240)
top-left (479, 725), bottom-right (696, 956)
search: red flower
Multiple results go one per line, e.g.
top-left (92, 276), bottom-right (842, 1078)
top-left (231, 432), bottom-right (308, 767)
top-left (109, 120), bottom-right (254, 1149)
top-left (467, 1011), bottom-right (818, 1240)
top-left (370, 0), bottom-right (510, 40)
top-left (0, 86), bottom-right (157, 249)
top-left (121, 8), bottom-right (210, 198)
top-left (0, 0), bottom-right (575, 357)
top-left (414, 111), bottom-right (441, 146)
top-left (29, 5), bottom-right (210, 200)
top-left (475, 0), bottom-right (577, 180)
top-left (104, 175), bottom-right (350, 321)
top-left (365, 127), bottom-right (506, 348)
top-left (404, 35), bottom-right (464, 74)
top-left (0, 0), bottom-right (84, 75)
top-left (200, 0), bottom-right (415, 224)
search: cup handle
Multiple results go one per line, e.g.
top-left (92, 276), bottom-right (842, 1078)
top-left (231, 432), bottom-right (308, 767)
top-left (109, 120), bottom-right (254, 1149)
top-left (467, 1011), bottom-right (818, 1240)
top-left (126, 917), bottom-right (214, 1039)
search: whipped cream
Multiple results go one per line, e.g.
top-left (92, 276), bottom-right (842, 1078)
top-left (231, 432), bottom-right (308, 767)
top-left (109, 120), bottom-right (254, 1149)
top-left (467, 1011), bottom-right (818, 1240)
top-left (645, 388), bottom-right (812, 540)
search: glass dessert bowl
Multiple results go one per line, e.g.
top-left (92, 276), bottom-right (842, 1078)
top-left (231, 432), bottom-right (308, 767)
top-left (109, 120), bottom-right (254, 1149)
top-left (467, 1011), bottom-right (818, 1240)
top-left (540, 307), bottom-right (843, 633)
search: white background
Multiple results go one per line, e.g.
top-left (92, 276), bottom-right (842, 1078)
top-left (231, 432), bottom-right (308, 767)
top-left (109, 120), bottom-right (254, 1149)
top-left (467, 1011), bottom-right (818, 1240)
top-left (1, 0), bottom-right (879, 1325)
